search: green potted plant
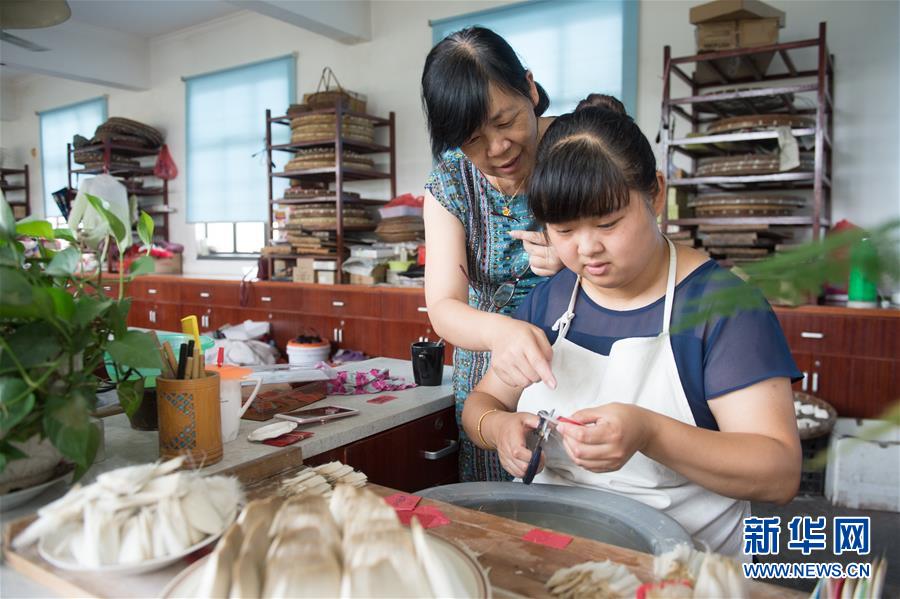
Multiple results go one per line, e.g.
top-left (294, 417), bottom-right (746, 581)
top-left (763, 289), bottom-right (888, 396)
top-left (0, 192), bottom-right (162, 491)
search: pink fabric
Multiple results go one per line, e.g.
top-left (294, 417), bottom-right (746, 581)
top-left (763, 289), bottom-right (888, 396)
top-left (325, 368), bottom-right (416, 395)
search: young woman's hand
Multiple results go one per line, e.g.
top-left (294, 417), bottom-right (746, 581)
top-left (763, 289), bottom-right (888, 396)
top-left (488, 318), bottom-right (556, 389)
top-left (556, 404), bottom-right (652, 473)
top-left (509, 230), bottom-right (563, 277)
top-left (487, 410), bottom-right (542, 478)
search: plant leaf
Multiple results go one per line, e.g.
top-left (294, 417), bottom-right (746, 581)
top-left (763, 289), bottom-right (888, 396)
top-left (0, 266), bottom-right (34, 306)
top-left (137, 211), bottom-right (154, 249)
top-left (72, 295), bottom-right (114, 328)
top-left (85, 193), bottom-right (127, 247)
top-left (15, 219), bottom-right (55, 240)
top-left (0, 377), bottom-right (36, 436)
top-left (0, 196), bottom-right (15, 239)
top-left (128, 255), bottom-right (156, 276)
top-left (53, 228), bottom-right (78, 243)
top-left (0, 322), bottom-right (61, 372)
top-left (44, 246), bottom-right (81, 277)
top-left (45, 287), bottom-right (76, 321)
top-left (0, 439), bottom-right (29, 473)
top-left (116, 378), bottom-right (145, 418)
top-left (107, 330), bottom-right (163, 370)
top-left (43, 391), bottom-right (99, 479)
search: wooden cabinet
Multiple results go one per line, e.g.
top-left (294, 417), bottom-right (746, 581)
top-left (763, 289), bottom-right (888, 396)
top-left (128, 300), bottom-right (179, 331)
top-left (775, 306), bottom-right (900, 418)
top-left (305, 407), bottom-right (459, 492)
top-left (179, 282), bottom-right (240, 307)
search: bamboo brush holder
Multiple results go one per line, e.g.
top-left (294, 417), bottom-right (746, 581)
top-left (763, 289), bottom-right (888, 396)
top-left (156, 373), bottom-right (223, 466)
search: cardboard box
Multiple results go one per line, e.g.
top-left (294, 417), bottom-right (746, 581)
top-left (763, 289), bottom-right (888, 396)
top-left (825, 418), bottom-right (900, 512)
top-left (316, 271), bottom-right (349, 285)
top-left (349, 264), bottom-right (387, 286)
top-left (696, 18), bottom-right (779, 51)
top-left (694, 51), bottom-right (775, 84)
top-left (153, 254), bottom-right (183, 275)
top-left (292, 258), bottom-right (315, 283)
top-left (690, 0), bottom-right (785, 27)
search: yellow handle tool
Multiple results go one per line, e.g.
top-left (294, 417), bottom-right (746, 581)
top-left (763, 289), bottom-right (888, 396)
top-left (181, 315), bottom-right (201, 350)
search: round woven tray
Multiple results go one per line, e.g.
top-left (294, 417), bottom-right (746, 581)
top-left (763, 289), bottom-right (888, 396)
top-left (696, 153), bottom-right (814, 177)
top-left (707, 114), bottom-right (815, 135)
top-left (286, 149), bottom-right (374, 171)
top-left (291, 114), bottom-right (372, 128)
top-left (794, 391), bottom-right (838, 441)
top-left (688, 193), bottom-right (806, 208)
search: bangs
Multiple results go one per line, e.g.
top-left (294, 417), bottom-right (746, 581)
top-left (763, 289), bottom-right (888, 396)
top-left (422, 51), bottom-right (491, 159)
top-left (529, 138), bottom-right (632, 224)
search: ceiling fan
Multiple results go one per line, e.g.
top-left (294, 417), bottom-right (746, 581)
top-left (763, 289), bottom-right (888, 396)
top-left (0, 0), bottom-right (71, 52)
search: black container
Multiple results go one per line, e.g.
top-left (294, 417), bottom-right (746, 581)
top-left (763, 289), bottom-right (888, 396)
top-left (127, 387), bottom-right (159, 431)
top-left (411, 341), bottom-right (444, 386)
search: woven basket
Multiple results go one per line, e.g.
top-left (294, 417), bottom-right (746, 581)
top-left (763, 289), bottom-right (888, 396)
top-left (707, 114), bottom-right (814, 135)
top-left (304, 67), bottom-right (367, 113)
top-left (794, 391), bottom-right (838, 441)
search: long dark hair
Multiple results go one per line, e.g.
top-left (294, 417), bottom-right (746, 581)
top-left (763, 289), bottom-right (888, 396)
top-left (422, 26), bottom-right (550, 160)
top-left (529, 94), bottom-right (659, 224)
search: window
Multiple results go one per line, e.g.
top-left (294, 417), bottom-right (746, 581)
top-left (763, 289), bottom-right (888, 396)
top-left (39, 97), bottom-right (107, 218)
top-left (431, 0), bottom-right (638, 115)
top-left (185, 55), bottom-right (295, 256)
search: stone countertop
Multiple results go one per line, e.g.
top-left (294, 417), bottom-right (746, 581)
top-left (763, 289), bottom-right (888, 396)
top-left (0, 357), bottom-right (453, 597)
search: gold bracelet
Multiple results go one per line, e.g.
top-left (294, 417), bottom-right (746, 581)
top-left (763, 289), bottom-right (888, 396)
top-left (477, 408), bottom-right (500, 450)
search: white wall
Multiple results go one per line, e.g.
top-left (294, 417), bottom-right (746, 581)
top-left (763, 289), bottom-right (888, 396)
top-left (2, 0), bottom-right (897, 275)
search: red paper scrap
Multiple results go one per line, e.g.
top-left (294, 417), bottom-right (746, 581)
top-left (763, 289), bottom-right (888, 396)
top-left (262, 430), bottom-right (314, 447)
top-left (367, 394), bottom-right (398, 404)
top-left (522, 528), bottom-right (573, 549)
top-left (396, 505), bottom-right (451, 529)
top-left (384, 493), bottom-right (422, 511)
top-left (557, 416), bottom-right (583, 426)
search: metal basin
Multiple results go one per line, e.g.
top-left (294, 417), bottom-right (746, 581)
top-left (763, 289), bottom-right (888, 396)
top-left (418, 482), bottom-right (691, 555)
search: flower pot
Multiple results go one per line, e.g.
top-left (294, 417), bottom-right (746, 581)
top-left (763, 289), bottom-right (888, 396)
top-left (0, 436), bottom-right (63, 495)
top-left (127, 387), bottom-right (159, 431)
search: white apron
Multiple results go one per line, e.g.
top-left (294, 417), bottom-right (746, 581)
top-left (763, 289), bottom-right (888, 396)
top-left (517, 239), bottom-right (749, 558)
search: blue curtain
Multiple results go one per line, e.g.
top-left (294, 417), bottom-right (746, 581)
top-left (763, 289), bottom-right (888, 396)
top-left (431, 0), bottom-right (638, 116)
top-left (39, 97), bottom-right (107, 216)
top-left (185, 55), bottom-right (295, 223)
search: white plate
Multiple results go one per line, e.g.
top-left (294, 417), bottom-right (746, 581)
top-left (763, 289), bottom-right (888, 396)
top-left (0, 467), bottom-right (73, 513)
top-left (38, 529), bottom-right (224, 576)
top-left (160, 532), bottom-right (491, 598)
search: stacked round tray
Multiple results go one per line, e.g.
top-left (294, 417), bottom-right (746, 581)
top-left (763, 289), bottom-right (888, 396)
top-left (285, 148), bottom-right (374, 171)
top-left (287, 202), bottom-right (374, 230)
top-left (688, 192), bottom-right (806, 217)
top-left (706, 114), bottom-right (814, 134)
top-left (696, 152), bottom-right (814, 177)
top-left (290, 114), bottom-right (374, 144)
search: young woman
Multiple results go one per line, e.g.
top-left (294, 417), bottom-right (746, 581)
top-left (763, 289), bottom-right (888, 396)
top-left (422, 27), bottom-right (564, 481)
top-left (462, 95), bottom-right (802, 557)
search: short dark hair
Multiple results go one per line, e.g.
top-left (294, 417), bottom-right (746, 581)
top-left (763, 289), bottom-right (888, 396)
top-left (529, 94), bottom-right (659, 224)
top-left (422, 26), bottom-right (550, 160)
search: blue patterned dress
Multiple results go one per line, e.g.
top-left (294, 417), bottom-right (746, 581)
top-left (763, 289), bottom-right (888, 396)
top-left (425, 149), bottom-right (543, 482)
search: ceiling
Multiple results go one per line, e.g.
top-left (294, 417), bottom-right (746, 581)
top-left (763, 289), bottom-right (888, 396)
top-left (66, 0), bottom-right (241, 39)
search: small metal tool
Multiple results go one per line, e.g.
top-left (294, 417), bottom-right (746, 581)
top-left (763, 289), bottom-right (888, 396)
top-left (523, 409), bottom-right (555, 485)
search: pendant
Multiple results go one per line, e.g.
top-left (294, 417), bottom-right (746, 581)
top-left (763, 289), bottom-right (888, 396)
top-left (502, 206), bottom-right (511, 217)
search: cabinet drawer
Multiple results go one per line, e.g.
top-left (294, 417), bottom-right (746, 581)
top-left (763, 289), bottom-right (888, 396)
top-left (179, 282), bottom-right (240, 306)
top-left (314, 289), bottom-right (381, 318)
top-left (130, 279), bottom-right (178, 302)
top-left (777, 311), bottom-right (900, 360)
top-left (344, 407), bottom-right (459, 493)
top-left (247, 283), bottom-right (313, 312)
top-left (381, 292), bottom-right (430, 323)
top-left (380, 321), bottom-right (452, 365)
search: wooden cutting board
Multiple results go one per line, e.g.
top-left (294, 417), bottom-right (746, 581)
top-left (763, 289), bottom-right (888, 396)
top-left (2, 449), bottom-right (804, 598)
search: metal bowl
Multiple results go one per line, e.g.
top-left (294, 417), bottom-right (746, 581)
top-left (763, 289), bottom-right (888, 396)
top-left (418, 482), bottom-right (692, 555)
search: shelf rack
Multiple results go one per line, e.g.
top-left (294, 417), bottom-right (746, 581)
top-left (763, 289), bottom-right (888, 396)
top-left (0, 165), bottom-right (30, 218)
top-left (264, 103), bottom-right (396, 281)
top-left (660, 22), bottom-right (834, 242)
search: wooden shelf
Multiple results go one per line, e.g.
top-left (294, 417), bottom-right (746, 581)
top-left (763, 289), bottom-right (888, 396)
top-left (271, 196), bottom-right (385, 206)
top-left (72, 141), bottom-right (161, 157)
top-left (271, 167), bottom-right (391, 182)
top-left (1, 164), bottom-right (30, 218)
top-left (0, 167), bottom-right (27, 176)
top-left (274, 224), bottom-right (376, 233)
top-left (271, 140), bottom-right (391, 154)
top-left (269, 109), bottom-right (391, 126)
top-left (1, 185), bottom-right (26, 192)
top-left (669, 128), bottom-right (817, 157)
top-left (72, 165), bottom-right (156, 176)
top-left (669, 172), bottom-right (825, 188)
top-left (127, 186), bottom-right (165, 196)
top-left (667, 216), bottom-right (831, 227)
top-left (261, 253), bottom-right (342, 260)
